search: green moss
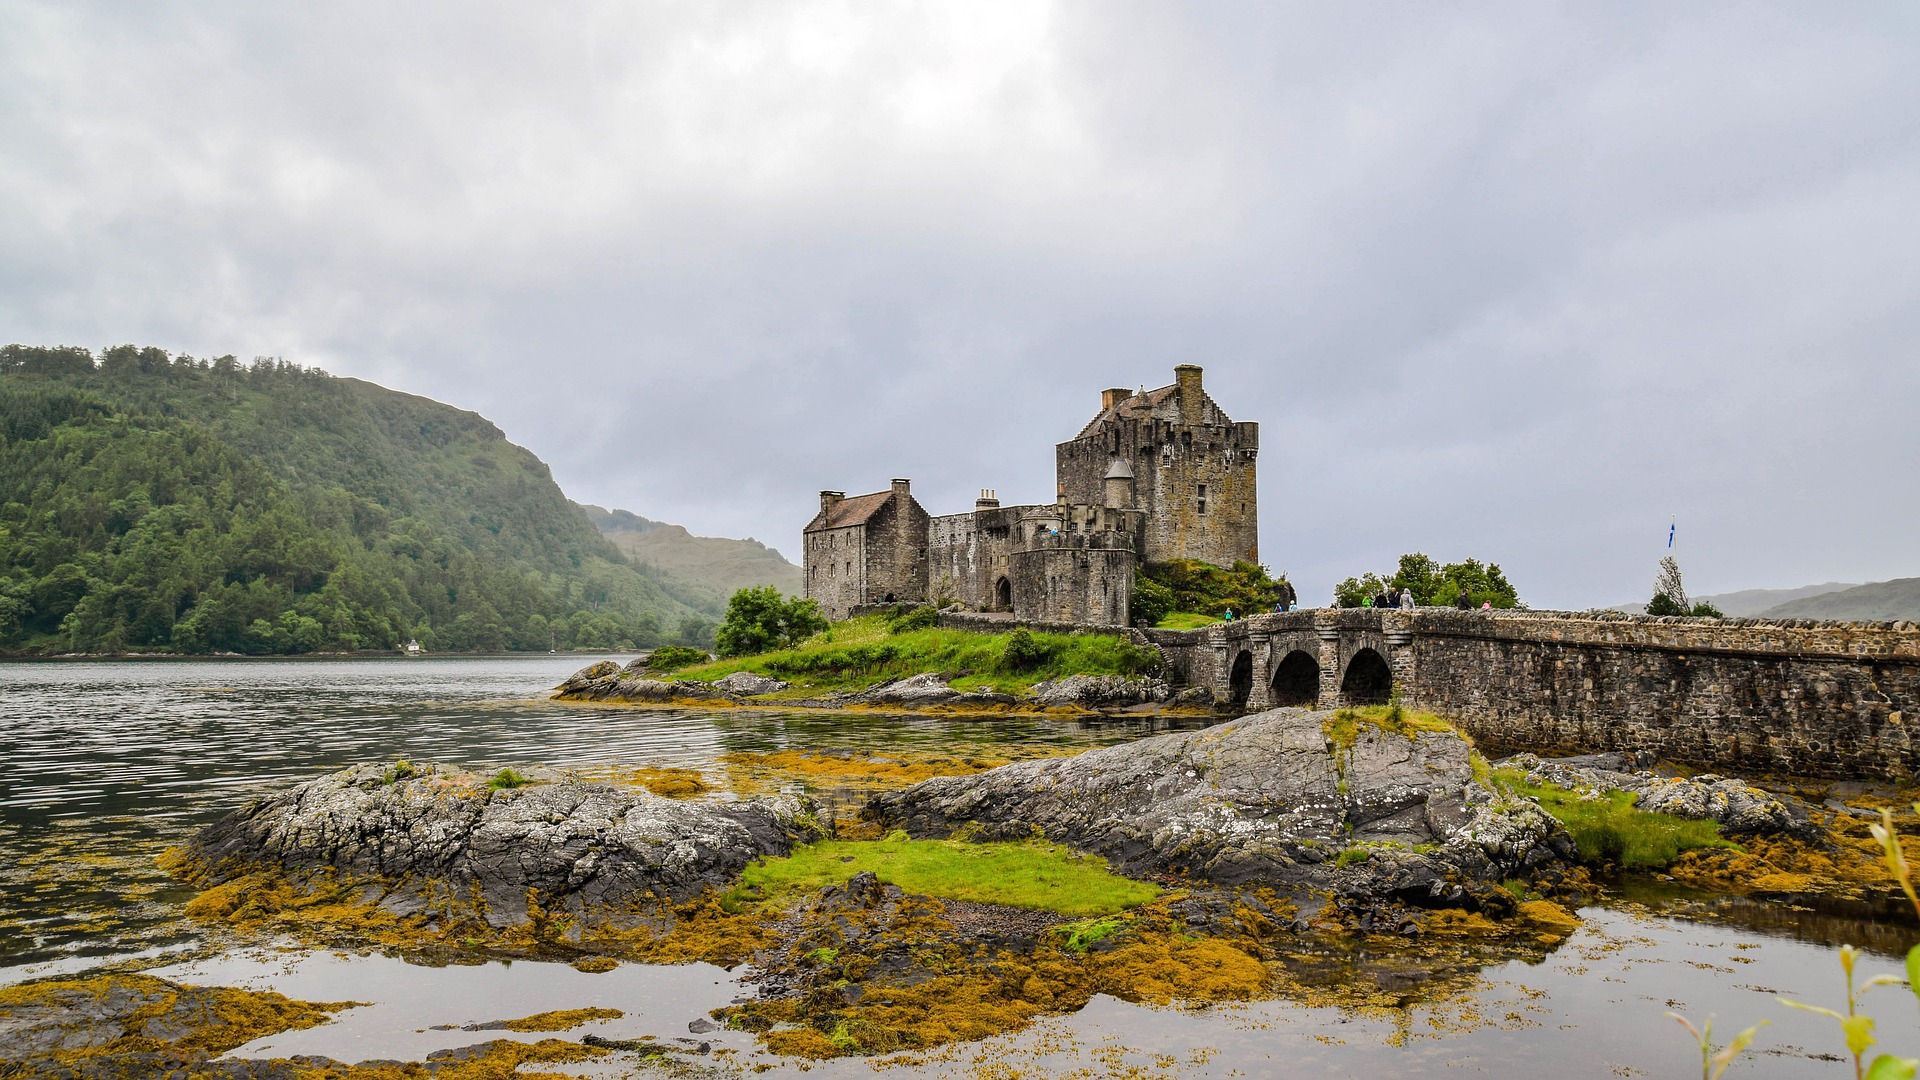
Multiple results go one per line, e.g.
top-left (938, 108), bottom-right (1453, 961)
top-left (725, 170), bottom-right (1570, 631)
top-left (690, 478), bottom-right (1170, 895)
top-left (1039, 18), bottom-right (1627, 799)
top-left (487, 767), bottom-right (531, 790)
top-left (1322, 705), bottom-right (1459, 753)
top-left (1333, 847), bottom-right (1372, 868)
top-left (732, 836), bottom-right (1159, 917)
top-left (1492, 766), bottom-right (1740, 869)
top-left (1052, 915), bottom-right (1129, 953)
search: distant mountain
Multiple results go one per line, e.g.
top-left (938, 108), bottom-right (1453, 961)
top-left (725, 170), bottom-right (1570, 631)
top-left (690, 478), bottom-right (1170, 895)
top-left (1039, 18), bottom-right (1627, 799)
top-left (1609, 581), bottom-right (1858, 617)
top-left (1757, 578), bottom-right (1920, 622)
top-left (581, 504), bottom-right (801, 606)
top-left (0, 344), bottom-right (718, 654)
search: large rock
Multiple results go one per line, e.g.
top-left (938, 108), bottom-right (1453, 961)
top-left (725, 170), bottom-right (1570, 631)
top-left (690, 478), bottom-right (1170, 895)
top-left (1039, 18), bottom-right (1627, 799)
top-left (714, 671), bottom-right (789, 696)
top-left (1501, 753), bottom-right (1820, 841)
top-left (1029, 675), bottom-right (1171, 709)
top-left (183, 763), bottom-right (820, 926)
top-left (867, 708), bottom-right (1570, 907)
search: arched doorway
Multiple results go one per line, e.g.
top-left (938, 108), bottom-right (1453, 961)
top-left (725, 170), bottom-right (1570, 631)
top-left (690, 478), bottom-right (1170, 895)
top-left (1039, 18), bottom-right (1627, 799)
top-left (1340, 647), bottom-right (1393, 705)
top-left (995, 577), bottom-right (1012, 611)
top-left (1228, 650), bottom-right (1254, 708)
top-left (1270, 650), bottom-right (1320, 707)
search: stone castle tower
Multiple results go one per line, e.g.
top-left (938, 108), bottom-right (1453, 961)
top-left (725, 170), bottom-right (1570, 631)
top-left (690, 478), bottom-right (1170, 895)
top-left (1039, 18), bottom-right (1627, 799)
top-left (1055, 364), bottom-right (1259, 566)
top-left (804, 366), bottom-right (1258, 623)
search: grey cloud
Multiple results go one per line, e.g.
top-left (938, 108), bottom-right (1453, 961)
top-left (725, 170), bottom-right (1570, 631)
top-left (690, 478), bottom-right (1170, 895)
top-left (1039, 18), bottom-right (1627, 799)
top-left (2, 1), bottom-right (1914, 607)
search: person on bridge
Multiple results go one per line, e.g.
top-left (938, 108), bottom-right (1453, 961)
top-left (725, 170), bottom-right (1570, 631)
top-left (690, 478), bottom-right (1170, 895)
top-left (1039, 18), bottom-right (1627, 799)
top-left (1398, 588), bottom-right (1415, 610)
top-left (1456, 588), bottom-right (1472, 610)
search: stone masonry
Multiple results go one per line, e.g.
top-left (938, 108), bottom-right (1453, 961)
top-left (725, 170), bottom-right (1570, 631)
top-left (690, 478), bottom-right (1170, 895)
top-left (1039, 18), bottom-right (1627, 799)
top-left (804, 366), bottom-right (1257, 623)
top-left (1147, 608), bottom-right (1920, 780)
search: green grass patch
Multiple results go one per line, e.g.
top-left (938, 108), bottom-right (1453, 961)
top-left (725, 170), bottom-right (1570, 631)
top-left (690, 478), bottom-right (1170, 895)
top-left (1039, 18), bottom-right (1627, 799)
top-left (670, 614), bottom-right (1161, 696)
top-left (1154, 612), bottom-right (1221, 630)
top-left (1491, 767), bottom-right (1740, 869)
top-left (1051, 914), bottom-right (1129, 953)
top-left (1322, 705), bottom-right (1460, 753)
top-left (732, 835), bottom-right (1160, 917)
top-left (487, 767), bottom-right (531, 791)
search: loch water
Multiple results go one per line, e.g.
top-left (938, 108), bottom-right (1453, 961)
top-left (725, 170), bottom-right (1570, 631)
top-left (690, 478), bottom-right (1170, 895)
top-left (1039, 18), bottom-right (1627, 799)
top-left (2, 655), bottom-right (1915, 1078)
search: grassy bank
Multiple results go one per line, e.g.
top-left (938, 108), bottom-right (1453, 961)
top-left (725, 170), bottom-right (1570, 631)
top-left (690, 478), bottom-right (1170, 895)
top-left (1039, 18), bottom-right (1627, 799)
top-left (671, 614), bottom-right (1161, 697)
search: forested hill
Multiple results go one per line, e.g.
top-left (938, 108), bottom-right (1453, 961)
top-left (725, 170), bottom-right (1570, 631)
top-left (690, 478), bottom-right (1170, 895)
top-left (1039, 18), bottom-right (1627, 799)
top-left (580, 504), bottom-right (802, 606)
top-left (0, 344), bottom-right (717, 655)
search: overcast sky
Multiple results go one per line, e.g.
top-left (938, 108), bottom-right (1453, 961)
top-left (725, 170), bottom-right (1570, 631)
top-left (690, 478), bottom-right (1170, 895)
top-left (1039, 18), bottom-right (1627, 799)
top-left (3, 2), bottom-right (1916, 609)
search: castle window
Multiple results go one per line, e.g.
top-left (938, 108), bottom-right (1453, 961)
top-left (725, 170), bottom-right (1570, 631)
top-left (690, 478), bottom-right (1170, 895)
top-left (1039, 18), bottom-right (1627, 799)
top-left (1182, 431), bottom-right (1192, 450)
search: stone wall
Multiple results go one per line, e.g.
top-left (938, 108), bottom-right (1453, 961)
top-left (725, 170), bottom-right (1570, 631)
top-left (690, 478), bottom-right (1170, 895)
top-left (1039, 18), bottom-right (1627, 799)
top-left (802, 523), bottom-right (868, 622)
top-left (1055, 368), bottom-right (1258, 569)
top-left (1148, 608), bottom-right (1920, 780)
top-left (1406, 610), bottom-right (1920, 780)
top-left (934, 610), bottom-right (1150, 644)
top-left (1009, 538), bottom-right (1135, 626)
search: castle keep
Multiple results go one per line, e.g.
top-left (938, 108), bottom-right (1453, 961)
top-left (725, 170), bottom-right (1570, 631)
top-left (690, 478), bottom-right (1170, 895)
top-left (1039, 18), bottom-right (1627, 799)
top-left (803, 365), bottom-right (1259, 623)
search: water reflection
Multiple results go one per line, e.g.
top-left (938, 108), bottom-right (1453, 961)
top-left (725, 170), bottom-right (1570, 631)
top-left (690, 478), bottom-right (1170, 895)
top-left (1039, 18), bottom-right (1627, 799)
top-left (0, 656), bottom-right (1205, 967)
top-left (2, 657), bottom-right (1917, 1077)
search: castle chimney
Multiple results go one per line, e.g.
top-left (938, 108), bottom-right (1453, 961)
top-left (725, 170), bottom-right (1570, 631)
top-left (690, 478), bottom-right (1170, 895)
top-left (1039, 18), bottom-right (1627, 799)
top-left (1101, 387), bottom-right (1133, 412)
top-left (820, 490), bottom-right (845, 514)
top-left (1174, 365), bottom-right (1203, 424)
top-left (890, 478), bottom-right (911, 501)
top-left (975, 488), bottom-right (1000, 511)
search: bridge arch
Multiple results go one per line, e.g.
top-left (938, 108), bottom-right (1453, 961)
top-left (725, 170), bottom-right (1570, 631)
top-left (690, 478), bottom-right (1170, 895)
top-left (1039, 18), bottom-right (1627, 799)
top-left (1340, 647), bottom-right (1393, 705)
top-left (1228, 650), bottom-right (1254, 708)
top-left (1270, 650), bottom-right (1320, 707)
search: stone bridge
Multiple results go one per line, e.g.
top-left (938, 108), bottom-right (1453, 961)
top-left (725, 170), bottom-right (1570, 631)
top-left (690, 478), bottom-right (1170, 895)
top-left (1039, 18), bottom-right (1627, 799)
top-left (1144, 608), bottom-right (1920, 780)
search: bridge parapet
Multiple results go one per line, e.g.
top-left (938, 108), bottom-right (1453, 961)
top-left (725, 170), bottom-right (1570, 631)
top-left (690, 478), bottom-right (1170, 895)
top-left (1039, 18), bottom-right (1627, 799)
top-left (1146, 607), bottom-right (1920, 779)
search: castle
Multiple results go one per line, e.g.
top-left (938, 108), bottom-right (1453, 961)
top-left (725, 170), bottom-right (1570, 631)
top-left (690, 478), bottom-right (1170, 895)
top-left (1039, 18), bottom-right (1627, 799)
top-left (803, 365), bottom-right (1259, 624)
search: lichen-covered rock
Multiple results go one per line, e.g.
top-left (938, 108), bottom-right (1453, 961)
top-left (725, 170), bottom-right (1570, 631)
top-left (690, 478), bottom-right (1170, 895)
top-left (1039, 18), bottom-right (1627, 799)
top-left (714, 671), bottom-right (789, 696)
top-left (857, 673), bottom-right (961, 704)
top-left (182, 763), bottom-right (821, 927)
top-left (555, 663), bottom-right (741, 705)
top-left (841, 673), bottom-right (1017, 708)
top-left (1501, 753), bottom-right (1820, 841)
top-left (556, 661), bottom-right (621, 695)
top-left (1029, 675), bottom-right (1171, 709)
top-left (867, 708), bottom-right (1572, 907)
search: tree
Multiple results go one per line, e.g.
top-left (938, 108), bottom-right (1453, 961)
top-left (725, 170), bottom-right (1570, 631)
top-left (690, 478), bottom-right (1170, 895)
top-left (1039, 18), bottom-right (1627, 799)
top-left (715, 587), bottom-right (827, 657)
top-left (1649, 556), bottom-right (1721, 617)
top-left (1337, 553), bottom-right (1522, 608)
top-left (1334, 572), bottom-right (1391, 609)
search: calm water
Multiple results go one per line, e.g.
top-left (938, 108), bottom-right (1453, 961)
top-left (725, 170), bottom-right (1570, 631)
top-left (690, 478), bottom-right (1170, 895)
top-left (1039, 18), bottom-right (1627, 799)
top-left (2, 656), bottom-right (1914, 1077)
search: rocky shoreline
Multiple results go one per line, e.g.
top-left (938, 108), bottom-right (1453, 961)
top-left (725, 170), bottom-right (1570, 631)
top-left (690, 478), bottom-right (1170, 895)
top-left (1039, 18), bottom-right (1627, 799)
top-left (121, 702), bottom-right (1865, 1066)
top-left (554, 658), bottom-right (1213, 713)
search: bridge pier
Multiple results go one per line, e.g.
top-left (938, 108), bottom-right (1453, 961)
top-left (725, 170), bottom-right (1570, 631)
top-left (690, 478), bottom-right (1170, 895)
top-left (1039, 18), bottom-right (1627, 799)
top-left (1383, 612), bottom-right (1416, 707)
top-left (1315, 622), bottom-right (1341, 709)
top-left (1244, 629), bottom-right (1274, 711)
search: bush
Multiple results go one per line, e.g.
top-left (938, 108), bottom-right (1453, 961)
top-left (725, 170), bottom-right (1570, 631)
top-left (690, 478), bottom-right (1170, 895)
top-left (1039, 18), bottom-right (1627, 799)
top-left (886, 606), bottom-right (939, 634)
top-left (715, 586), bottom-right (830, 657)
top-left (1141, 560), bottom-right (1287, 618)
top-left (1002, 628), bottom-right (1056, 671)
top-left (1129, 577), bottom-right (1174, 626)
top-left (644, 645), bottom-right (710, 671)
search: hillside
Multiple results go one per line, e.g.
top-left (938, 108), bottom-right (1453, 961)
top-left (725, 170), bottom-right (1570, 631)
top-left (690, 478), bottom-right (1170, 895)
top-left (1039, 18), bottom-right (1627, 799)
top-left (0, 344), bottom-right (720, 654)
top-left (581, 504), bottom-right (801, 606)
top-left (1608, 581), bottom-right (1858, 617)
top-left (1758, 578), bottom-right (1920, 622)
